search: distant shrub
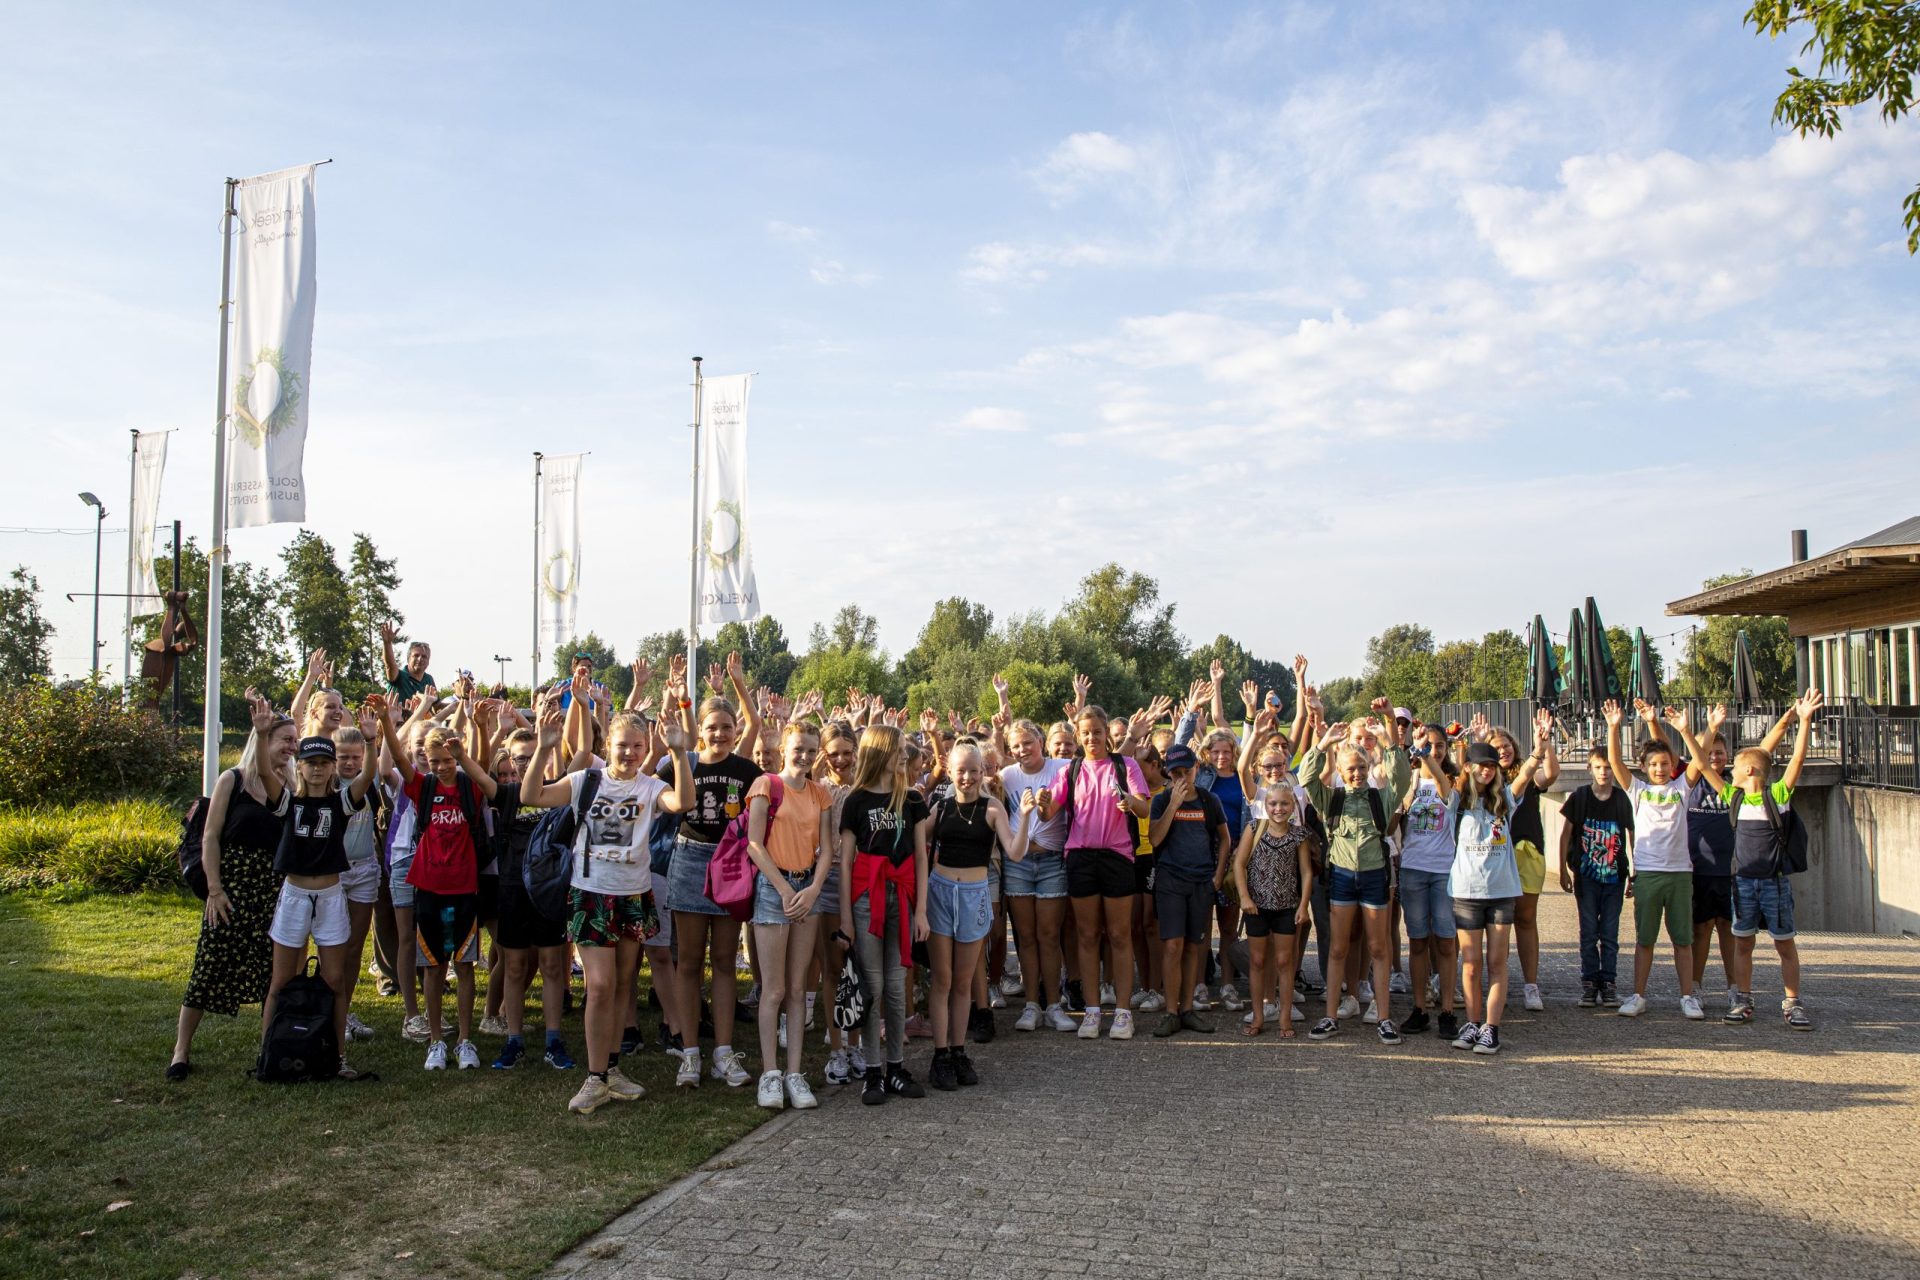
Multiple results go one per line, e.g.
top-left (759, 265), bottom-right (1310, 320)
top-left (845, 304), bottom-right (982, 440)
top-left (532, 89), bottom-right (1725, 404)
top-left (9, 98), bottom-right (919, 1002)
top-left (0, 680), bottom-right (192, 807)
top-left (0, 799), bottom-right (181, 893)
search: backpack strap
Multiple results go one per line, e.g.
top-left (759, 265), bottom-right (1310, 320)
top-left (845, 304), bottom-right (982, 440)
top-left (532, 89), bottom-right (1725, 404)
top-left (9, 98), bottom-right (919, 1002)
top-left (572, 767), bottom-right (603, 879)
top-left (1365, 787), bottom-right (1386, 834)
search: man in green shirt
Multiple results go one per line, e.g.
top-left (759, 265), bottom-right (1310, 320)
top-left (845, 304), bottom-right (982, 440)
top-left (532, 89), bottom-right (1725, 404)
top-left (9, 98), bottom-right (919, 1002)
top-left (381, 621), bottom-right (435, 701)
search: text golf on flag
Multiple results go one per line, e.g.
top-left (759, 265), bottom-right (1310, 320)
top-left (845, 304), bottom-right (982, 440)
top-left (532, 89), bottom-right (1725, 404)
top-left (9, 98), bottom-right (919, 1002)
top-left (697, 373), bottom-right (759, 624)
top-left (226, 164), bottom-right (318, 528)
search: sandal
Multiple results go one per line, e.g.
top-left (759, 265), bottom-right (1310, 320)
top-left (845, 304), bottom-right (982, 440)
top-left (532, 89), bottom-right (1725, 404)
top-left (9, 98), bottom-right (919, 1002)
top-left (1277, 1025), bottom-right (1296, 1039)
top-left (1241, 1022), bottom-right (1263, 1037)
top-left (164, 1060), bottom-right (191, 1082)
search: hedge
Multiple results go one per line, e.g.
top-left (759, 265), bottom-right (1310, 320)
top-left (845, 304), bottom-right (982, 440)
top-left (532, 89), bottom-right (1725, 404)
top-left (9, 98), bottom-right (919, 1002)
top-left (0, 799), bottom-right (183, 893)
top-left (0, 680), bottom-right (193, 808)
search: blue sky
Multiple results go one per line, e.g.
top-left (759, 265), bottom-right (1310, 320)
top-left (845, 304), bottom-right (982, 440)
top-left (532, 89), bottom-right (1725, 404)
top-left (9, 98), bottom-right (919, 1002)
top-left (4, 3), bottom-right (1916, 687)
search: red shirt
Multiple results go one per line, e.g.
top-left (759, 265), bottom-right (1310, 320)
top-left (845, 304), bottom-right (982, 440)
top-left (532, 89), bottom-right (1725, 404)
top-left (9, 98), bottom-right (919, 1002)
top-left (404, 771), bottom-right (480, 895)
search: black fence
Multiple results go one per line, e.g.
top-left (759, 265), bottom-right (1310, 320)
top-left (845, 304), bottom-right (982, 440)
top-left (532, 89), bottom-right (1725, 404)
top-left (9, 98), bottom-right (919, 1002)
top-left (1434, 698), bottom-right (1919, 794)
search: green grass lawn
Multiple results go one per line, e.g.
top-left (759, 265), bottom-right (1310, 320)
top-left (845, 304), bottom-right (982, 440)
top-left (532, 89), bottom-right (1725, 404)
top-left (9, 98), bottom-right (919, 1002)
top-left (0, 891), bottom-right (783, 1279)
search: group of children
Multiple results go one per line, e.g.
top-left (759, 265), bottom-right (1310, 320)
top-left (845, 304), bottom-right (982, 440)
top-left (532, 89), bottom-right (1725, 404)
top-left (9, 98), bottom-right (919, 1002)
top-left (166, 633), bottom-right (1826, 1111)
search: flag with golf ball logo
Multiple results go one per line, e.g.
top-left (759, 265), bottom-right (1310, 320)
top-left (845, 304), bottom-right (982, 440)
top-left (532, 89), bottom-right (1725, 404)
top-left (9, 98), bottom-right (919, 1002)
top-left (697, 373), bottom-right (759, 624)
top-left (537, 453), bottom-right (584, 650)
top-left (226, 163), bottom-right (318, 528)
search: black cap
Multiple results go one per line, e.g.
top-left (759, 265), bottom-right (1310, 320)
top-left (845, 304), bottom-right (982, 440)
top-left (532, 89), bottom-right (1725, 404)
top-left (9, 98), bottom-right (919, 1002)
top-left (1464, 742), bottom-right (1501, 768)
top-left (296, 736), bottom-right (337, 761)
top-left (1163, 744), bottom-right (1197, 771)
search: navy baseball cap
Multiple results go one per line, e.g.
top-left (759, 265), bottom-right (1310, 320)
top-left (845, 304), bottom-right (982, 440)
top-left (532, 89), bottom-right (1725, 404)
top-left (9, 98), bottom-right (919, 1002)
top-left (1163, 744), bottom-right (1197, 771)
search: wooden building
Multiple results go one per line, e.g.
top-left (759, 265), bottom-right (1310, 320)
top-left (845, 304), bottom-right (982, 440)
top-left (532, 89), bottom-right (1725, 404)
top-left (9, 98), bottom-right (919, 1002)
top-left (1666, 518), bottom-right (1920, 707)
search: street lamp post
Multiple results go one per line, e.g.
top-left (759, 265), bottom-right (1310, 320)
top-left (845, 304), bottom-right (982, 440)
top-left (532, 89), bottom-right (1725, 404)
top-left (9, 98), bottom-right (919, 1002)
top-left (78, 492), bottom-right (105, 678)
top-left (492, 654), bottom-right (512, 691)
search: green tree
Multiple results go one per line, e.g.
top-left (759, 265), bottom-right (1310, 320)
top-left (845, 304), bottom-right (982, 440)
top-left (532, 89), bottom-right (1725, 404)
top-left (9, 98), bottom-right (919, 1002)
top-left (0, 567), bottom-right (54, 687)
top-left (1318, 676), bottom-right (1367, 724)
top-left (995, 658), bottom-right (1077, 726)
top-left (1467, 628), bottom-right (1528, 701)
top-left (344, 533), bottom-right (403, 692)
top-left (1057, 563), bottom-right (1183, 696)
top-left (786, 647), bottom-right (898, 706)
top-left (900, 596), bottom-right (995, 684)
top-left (1432, 639), bottom-right (1477, 706)
top-left (1185, 634), bottom-right (1297, 719)
top-left (711, 616), bottom-right (796, 694)
top-left (1747, 0), bottom-right (1920, 251)
top-left (1672, 573), bottom-right (1795, 700)
top-left (139, 537), bottom-right (288, 722)
top-left (809, 603), bottom-right (880, 654)
top-left (279, 531), bottom-right (356, 680)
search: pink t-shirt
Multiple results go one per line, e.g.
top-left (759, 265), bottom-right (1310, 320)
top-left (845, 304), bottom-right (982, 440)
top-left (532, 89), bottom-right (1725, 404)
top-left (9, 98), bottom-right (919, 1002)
top-left (1059, 754), bottom-right (1149, 857)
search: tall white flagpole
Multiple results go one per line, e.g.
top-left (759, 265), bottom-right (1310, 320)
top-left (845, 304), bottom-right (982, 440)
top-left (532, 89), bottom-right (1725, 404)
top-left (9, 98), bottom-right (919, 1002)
top-left (122, 429), bottom-right (137, 706)
top-left (686, 356), bottom-right (703, 683)
top-left (200, 178), bottom-right (237, 795)
top-left (531, 451), bottom-right (543, 694)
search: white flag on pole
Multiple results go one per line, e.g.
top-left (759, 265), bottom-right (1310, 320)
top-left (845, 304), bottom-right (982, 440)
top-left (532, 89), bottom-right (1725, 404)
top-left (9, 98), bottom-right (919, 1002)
top-left (226, 163), bottom-right (318, 528)
top-left (537, 454), bottom-right (584, 651)
top-left (697, 374), bottom-right (760, 624)
top-left (129, 431), bottom-right (168, 602)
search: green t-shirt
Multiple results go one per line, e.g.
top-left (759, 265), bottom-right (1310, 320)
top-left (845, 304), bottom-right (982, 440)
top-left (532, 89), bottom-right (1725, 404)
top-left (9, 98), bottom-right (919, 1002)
top-left (1300, 744), bottom-right (1410, 872)
top-left (387, 667), bottom-right (435, 701)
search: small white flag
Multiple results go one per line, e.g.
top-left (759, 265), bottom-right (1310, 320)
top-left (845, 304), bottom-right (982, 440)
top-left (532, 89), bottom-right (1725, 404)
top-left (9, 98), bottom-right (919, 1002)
top-left (697, 374), bottom-right (760, 624)
top-left (226, 164), bottom-right (318, 528)
top-left (128, 432), bottom-right (168, 603)
top-left (537, 454), bottom-right (584, 651)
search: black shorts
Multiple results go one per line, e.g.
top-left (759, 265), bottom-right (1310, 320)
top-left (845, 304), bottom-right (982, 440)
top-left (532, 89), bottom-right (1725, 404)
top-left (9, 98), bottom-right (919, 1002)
top-left (1133, 853), bottom-right (1157, 895)
top-left (1692, 873), bottom-right (1734, 924)
top-left (1243, 905), bottom-right (1298, 938)
top-left (495, 871), bottom-right (566, 950)
top-left (476, 872), bottom-right (500, 924)
top-left (1066, 848), bottom-right (1136, 899)
top-left (414, 889), bottom-right (482, 966)
top-left (1155, 871), bottom-right (1212, 943)
top-left (1452, 896), bottom-right (1516, 932)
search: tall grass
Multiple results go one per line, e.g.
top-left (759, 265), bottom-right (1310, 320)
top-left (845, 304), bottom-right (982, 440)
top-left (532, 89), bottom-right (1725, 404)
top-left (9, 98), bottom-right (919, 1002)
top-left (0, 798), bottom-right (181, 893)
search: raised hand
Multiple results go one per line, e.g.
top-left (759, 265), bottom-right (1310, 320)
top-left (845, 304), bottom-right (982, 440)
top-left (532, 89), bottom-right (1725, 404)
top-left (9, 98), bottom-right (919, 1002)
top-left (381, 621), bottom-right (398, 645)
top-left (1370, 696), bottom-right (1392, 718)
top-left (1706, 702), bottom-right (1728, 733)
top-left (920, 708), bottom-right (939, 733)
top-left (306, 647), bottom-right (329, 679)
top-left (1185, 677), bottom-right (1209, 710)
top-left (630, 657), bottom-right (652, 691)
top-left (244, 686), bottom-right (274, 734)
top-left (1468, 711), bottom-right (1489, 741)
top-left (1318, 721), bottom-right (1350, 749)
top-left (1662, 705), bottom-right (1688, 730)
top-left (668, 652), bottom-right (687, 682)
top-left (991, 672), bottom-right (1010, 700)
top-left (1293, 653), bottom-right (1309, 682)
top-left (1239, 680), bottom-right (1259, 714)
top-left (725, 650), bottom-right (745, 683)
top-left (1253, 706), bottom-right (1277, 733)
top-left (1146, 694), bottom-right (1173, 723)
top-left (1533, 706), bottom-right (1554, 746)
top-left (1796, 689), bottom-right (1824, 720)
top-left (1602, 699), bottom-right (1625, 729)
top-left (1209, 658), bottom-right (1226, 684)
top-left (1072, 672), bottom-right (1092, 703)
top-left (537, 699), bottom-right (564, 746)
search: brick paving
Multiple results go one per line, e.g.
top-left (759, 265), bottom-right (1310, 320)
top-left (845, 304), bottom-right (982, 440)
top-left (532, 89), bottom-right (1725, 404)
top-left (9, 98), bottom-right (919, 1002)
top-left (550, 894), bottom-right (1920, 1280)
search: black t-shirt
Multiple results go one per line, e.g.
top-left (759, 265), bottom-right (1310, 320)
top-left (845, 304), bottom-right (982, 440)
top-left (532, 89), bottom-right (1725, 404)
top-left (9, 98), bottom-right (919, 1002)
top-left (274, 785), bottom-right (362, 877)
top-left (930, 795), bottom-right (996, 871)
top-left (657, 752), bottom-right (762, 842)
top-left (840, 788), bottom-right (930, 868)
top-left (1510, 777), bottom-right (1544, 849)
top-left (491, 780), bottom-right (542, 874)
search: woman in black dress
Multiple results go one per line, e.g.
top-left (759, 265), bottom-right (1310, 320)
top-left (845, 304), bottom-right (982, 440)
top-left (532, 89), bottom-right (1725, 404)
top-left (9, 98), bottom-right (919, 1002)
top-left (167, 692), bottom-right (295, 1079)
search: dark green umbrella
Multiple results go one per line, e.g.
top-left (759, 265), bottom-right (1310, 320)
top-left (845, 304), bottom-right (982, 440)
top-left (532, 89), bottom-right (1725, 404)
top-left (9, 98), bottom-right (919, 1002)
top-left (1565, 608), bottom-right (1590, 714)
top-left (1629, 627), bottom-right (1660, 705)
top-left (1731, 629), bottom-right (1762, 712)
top-left (1584, 597), bottom-right (1624, 707)
top-left (1526, 614), bottom-right (1563, 714)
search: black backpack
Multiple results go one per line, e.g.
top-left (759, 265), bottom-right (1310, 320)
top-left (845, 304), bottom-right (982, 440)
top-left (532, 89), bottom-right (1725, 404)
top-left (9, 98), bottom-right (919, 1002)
top-left (523, 769), bottom-right (601, 922)
top-left (176, 769), bottom-right (242, 900)
top-left (255, 957), bottom-right (339, 1082)
top-left (1729, 784), bottom-right (1809, 876)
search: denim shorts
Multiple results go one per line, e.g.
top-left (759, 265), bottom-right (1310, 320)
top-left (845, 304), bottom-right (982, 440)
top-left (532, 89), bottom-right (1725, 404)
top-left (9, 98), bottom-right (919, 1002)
top-left (1002, 846), bottom-right (1068, 899)
top-left (1399, 867), bottom-right (1455, 940)
top-left (388, 853), bottom-right (416, 909)
top-left (1328, 864), bottom-right (1391, 909)
top-left (1452, 896), bottom-right (1516, 932)
top-left (665, 835), bottom-right (728, 916)
top-left (814, 865), bottom-right (841, 918)
top-left (753, 868), bottom-right (816, 927)
top-left (1732, 875), bottom-right (1795, 940)
top-left (926, 870), bottom-right (993, 944)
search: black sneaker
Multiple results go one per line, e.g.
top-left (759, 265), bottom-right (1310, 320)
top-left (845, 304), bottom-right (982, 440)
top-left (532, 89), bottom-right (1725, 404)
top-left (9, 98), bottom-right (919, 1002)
top-left (928, 1051), bottom-right (959, 1092)
top-left (883, 1063), bottom-right (926, 1098)
top-left (970, 1008), bottom-right (995, 1044)
top-left (951, 1049), bottom-right (979, 1087)
top-left (1064, 980), bottom-right (1086, 1013)
top-left (1179, 1009), bottom-right (1216, 1035)
top-left (1472, 1024), bottom-right (1501, 1055)
top-left (1599, 983), bottom-right (1620, 1008)
top-left (1400, 1008), bottom-right (1430, 1035)
top-left (619, 1025), bottom-right (643, 1057)
top-left (861, 1067), bottom-right (887, 1106)
top-left (1436, 1011), bottom-right (1459, 1041)
top-left (1377, 1019), bottom-right (1401, 1045)
top-left (1153, 1012), bottom-right (1183, 1038)
top-left (1308, 1017), bottom-right (1339, 1041)
top-left (1578, 983), bottom-right (1598, 1008)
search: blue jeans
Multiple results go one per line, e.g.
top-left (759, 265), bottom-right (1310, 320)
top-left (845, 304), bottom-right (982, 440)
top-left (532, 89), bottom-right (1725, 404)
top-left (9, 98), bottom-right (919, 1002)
top-left (1573, 875), bottom-right (1625, 984)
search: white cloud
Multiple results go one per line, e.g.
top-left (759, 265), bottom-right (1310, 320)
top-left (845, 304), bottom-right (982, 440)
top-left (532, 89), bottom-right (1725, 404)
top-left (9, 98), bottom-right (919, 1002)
top-left (1034, 130), bottom-right (1148, 200)
top-left (953, 406), bottom-right (1028, 433)
top-left (765, 220), bottom-right (818, 243)
top-left (807, 258), bottom-right (875, 286)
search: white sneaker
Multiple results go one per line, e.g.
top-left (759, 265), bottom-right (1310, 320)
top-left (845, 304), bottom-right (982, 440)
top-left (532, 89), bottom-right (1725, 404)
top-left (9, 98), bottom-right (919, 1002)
top-left (1428, 973), bottom-right (1441, 1002)
top-left (1357, 980), bottom-right (1374, 1004)
top-left (568, 1075), bottom-right (612, 1114)
top-left (1004, 953), bottom-right (1023, 981)
top-left (999, 974), bottom-right (1026, 998)
top-left (785, 1071), bottom-right (818, 1109)
top-left (756, 1069), bottom-right (785, 1109)
top-left (849, 1043), bottom-right (868, 1075)
top-left (1337, 994), bottom-right (1361, 1020)
top-left (1014, 1002), bottom-right (1041, 1032)
top-left (1388, 971), bottom-right (1410, 994)
top-left (424, 1040), bottom-right (448, 1071)
top-left (1363, 1000), bottom-right (1380, 1025)
top-left (1292, 1003), bottom-right (1305, 1021)
top-left (605, 1067), bottom-right (645, 1100)
top-left (1099, 982), bottom-right (1117, 1008)
top-left (478, 1014), bottom-right (510, 1037)
top-left (1108, 1009), bottom-right (1134, 1040)
top-left (1129, 988), bottom-right (1151, 1009)
top-left (1077, 1007), bottom-right (1102, 1039)
top-left (824, 1048), bottom-right (852, 1085)
top-left (988, 986), bottom-right (1006, 1010)
top-left (402, 1014), bottom-right (431, 1043)
top-left (1192, 983), bottom-right (1213, 1011)
top-left (675, 1048), bottom-right (701, 1087)
top-left (712, 1048), bottom-right (751, 1087)
top-left (735, 952), bottom-right (753, 973)
top-left (1680, 994), bottom-right (1705, 1020)
top-left (345, 1012), bottom-right (375, 1042)
top-left (1262, 999), bottom-right (1281, 1019)
top-left (1220, 984), bottom-right (1244, 1011)
top-left (1138, 990), bottom-right (1165, 1013)
top-left (1618, 993), bottom-right (1649, 1017)
top-left (804, 991), bottom-right (817, 1029)
top-left (455, 1039), bottom-right (480, 1070)
top-left (778, 1013), bottom-right (788, 1051)
top-left (1523, 983), bottom-right (1544, 1012)
top-left (1045, 1003), bottom-right (1077, 1033)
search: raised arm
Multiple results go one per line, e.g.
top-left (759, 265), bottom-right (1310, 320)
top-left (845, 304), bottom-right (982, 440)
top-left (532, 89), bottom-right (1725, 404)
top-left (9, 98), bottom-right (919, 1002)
top-left (380, 621), bottom-right (401, 684)
top-left (655, 716), bottom-right (695, 813)
top-left (1416, 742), bottom-right (1453, 804)
top-left (348, 698), bottom-right (385, 804)
top-left (290, 647), bottom-right (327, 730)
top-left (1780, 689), bottom-right (1823, 789)
top-left (1661, 705), bottom-right (1723, 794)
top-left (1756, 701), bottom-right (1801, 757)
top-left (1207, 660), bottom-right (1228, 731)
top-left (244, 688), bottom-right (285, 809)
top-left (725, 651), bottom-right (761, 753)
top-left (1533, 707), bottom-right (1559, 788)
top-left (1602, 700), bottom-right (1632, 791)
top-left (520, 697), bottom-right (578, 808)
top-left (1689, 703), bottom-right (1729, 784)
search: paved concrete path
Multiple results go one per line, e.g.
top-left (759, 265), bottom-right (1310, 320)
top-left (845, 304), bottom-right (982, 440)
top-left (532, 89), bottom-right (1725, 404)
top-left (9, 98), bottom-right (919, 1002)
top-left (551, 894), bottom-right (1920, 1280)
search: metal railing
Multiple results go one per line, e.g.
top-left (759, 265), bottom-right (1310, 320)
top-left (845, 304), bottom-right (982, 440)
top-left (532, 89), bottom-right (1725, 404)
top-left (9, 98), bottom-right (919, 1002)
top-left (1434, 698), bottom-right (1918, 793)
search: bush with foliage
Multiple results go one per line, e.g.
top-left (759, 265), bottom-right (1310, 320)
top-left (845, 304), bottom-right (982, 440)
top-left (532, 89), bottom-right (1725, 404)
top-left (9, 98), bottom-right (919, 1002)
top-left (0, 798), bottom-right (180, 892)
top-left (0, 680), bottom-right (192, 807)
